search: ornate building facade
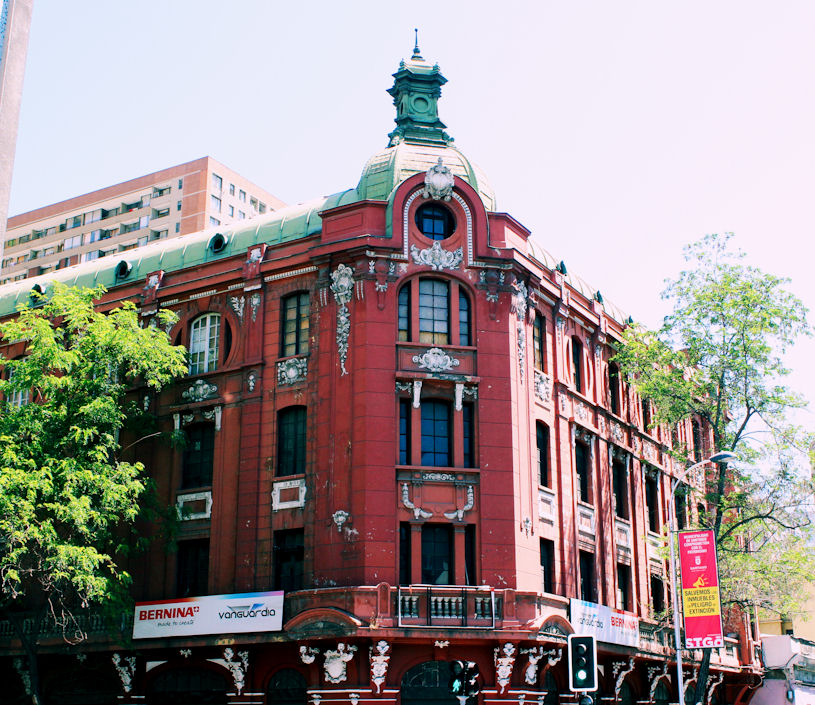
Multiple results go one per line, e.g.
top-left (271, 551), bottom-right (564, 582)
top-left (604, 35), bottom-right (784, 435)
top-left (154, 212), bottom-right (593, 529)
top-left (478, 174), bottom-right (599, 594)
top-left (0, 44), bottom-right (761, 705)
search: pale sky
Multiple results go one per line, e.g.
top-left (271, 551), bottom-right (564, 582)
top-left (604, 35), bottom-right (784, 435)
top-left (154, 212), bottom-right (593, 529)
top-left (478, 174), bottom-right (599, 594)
top-left (8, 1), bottom-right (815, 420)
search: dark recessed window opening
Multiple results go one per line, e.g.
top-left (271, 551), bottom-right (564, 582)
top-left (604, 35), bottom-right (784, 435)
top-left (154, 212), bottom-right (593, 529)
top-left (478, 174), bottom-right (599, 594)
top-left (421, 524), bottom-right (453, 585)
top-left (278, 406), bottom-right (307, 476)
top-left (645, 473), bottom-right (660, 533)
top-left (176, 539), bottom-right (209, 598)
top-left (399, 522), bottom-right (412, 585)
top-left (415, 203), bottom-right (455, 240)
top-left (572, 336), bottom-right (583, 393)
top-left (182, 424), bottom-right (215, 489)
top-left (612, 458), bottom-right (628, 519)
top-left (651, 574), bottom-right (665, 613)
top-left (575, 441), bottom-right (590, 504)
top-left (399, 399), bottom-right (411, 465)
top-left (540, 538), bottom-right (555, 594)
top-left (579, 550), bottom-right (596, 602)
top-left (537, 422), bottom-right (550, 487)
top-left (617, 563), bottom-right (632, 611)
top-left (533, 313), bottom-right (546, 371)
top-left (273, 529), bottom-right (304, 592)
top-left (462, 402), bottom-right (475, 468)
top-left (608, 362), bottom-right (620, 415)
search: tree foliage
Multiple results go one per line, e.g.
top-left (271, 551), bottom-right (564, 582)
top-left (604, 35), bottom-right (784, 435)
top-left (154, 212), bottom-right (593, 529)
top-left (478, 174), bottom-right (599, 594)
top-left (0, 284), bottom-right (186, 701)
top-left (615, 233), bottom-right (814, 702)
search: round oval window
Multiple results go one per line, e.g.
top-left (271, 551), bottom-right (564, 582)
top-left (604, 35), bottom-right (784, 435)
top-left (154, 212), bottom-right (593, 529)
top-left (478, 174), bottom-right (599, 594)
top-left (415, 203), bottom-right (455, 241)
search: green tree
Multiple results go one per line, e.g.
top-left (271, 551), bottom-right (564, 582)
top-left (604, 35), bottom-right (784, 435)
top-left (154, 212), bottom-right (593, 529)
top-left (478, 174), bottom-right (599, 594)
top-left (615, 233), bottom-right (815, 705)
top-left (0, 284), bottom-right (186, 704)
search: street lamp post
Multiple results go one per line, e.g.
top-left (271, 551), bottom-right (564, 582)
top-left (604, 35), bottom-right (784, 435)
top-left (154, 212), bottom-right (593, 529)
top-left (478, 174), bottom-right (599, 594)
top-left (667, 451), bottom-right (736, 705)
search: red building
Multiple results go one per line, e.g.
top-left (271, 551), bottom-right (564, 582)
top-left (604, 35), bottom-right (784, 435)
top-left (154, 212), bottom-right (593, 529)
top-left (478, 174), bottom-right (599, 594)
top-left (0, 44), bottom-right (760, 705)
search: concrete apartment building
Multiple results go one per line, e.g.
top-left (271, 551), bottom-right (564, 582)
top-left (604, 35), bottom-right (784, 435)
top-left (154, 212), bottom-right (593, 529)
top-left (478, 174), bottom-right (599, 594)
top-left (2, 156), bottom-right (285, 283)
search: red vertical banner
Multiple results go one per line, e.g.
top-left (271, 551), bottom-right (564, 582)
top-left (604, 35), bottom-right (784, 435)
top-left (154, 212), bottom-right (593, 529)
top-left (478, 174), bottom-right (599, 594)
top-left (678, 529), bottom-right (724, 648)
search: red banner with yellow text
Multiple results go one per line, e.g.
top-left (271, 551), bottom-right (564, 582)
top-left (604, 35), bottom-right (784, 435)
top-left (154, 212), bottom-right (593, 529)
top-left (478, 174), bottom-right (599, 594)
top-left (679, 529), bottom-right (724, 649)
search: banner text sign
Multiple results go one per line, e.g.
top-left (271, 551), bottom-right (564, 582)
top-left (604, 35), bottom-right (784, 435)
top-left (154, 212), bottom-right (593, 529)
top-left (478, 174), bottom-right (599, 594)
top-left (679, 530), bottom-right (724, 648)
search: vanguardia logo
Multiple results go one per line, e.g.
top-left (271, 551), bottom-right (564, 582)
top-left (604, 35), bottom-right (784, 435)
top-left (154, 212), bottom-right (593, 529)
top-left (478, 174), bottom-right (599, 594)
top-left (218, 602), bottom-right (276, 619)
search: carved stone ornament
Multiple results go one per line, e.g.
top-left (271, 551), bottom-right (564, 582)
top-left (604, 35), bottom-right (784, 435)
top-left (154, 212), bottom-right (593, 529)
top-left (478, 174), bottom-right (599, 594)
top-left (223, 648), bottom-right (249, 695)
top-left (300, 646), bottom-right (320, 664)
top-left (323, 643), bottom-right (357, 684)
top-left (230, 295), bottom-right (245, 322)
top-left (520, 646), bottom-right (561, 686)
top-left (112, 653), bottom-right (137, 693)
top-left (332, 510), bottom-right (350, 533)
top-left (330, 264), bottom-right (354, 375)
top-left (422, 157), bottom-right (455, 201)
top-left (410, 242), bottom-right (463, 271)
top-left (182, 379), bottom-right (218, 403)
top-left (249, 292), bottom-right (261, 322)
top-left (278, 357), bottom-right (308, 386)
top-left (534, 370), bottom-right (552, 403)
top-left (402, 482), bottom-right (433, 519)
top-left (612, 658), bottom-right (635, 699)
top-left (611, 422), bottom-right (624, 444)
top-left (575, 402), bottom-right (588, 422)
top-left (247, 372), bottom-right (257, 392)
top-left (412, 347), bottom-right (461, 372)
top-left (369, 640), bottom-right (391, 694)
top-left (13, 658), bottom-right (31, 696)
top-left (493, 643), bottom-right (517, 694)
top-left (444, 485), bottom-right (474, 521)
top-left (648, 662), bottom-right (669, 702)
top-left (707, 672), bottom-right (724, 705)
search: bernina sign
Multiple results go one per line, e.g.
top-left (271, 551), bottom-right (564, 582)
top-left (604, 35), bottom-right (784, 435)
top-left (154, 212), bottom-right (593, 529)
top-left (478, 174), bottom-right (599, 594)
top-left (133, 591), bottom-right (284, 639)
top-left (570, 598), bottom-right (640, 648)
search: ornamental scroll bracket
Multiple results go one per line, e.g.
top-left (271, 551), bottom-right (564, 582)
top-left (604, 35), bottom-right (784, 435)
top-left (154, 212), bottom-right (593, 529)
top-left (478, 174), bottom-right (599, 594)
top-left (494, 643), bottom-right (517, 695)
top-left (443, 485), bottom-right (474, 521)
top-left (612, 657), bottom-right (635, 699)
top-left (410, 242), bottom-right (463, 271)
top-left (402, 482), bottom-right (433, 519)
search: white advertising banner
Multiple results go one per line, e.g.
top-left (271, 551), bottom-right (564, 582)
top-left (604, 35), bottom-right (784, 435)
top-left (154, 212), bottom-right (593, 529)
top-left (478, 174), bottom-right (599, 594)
top-left (570, 598), bottom-right (640, 648)
top-left (133, 591), bottom-right (284, 639)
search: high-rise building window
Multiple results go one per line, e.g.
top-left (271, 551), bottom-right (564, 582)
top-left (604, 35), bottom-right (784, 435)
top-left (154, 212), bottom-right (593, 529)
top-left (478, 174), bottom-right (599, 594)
top-left (239, 189), bottom-right (246, 202)
top-left (209, 217), bottom-right (220, 227)
top-left (6, 364), bottom-right (29, 408)
top-left (575, 441), bottom-right (591, 504)
top-left (398, 278), bottom-right (471, 347)
top-left (182, 424), bottom-right (215, 489)
top-left (421, 524), bottom-right (453, 585)
top-left (277, 406), bottom-right (307, 476)
top-left (176, 539), bottom-right (209, 598)
top-left (533, 313), bottom-right (546, 371)
top-left (579, 550), bottom-right (596, 602)
top-left (175, 222), bottom-right (180, 233)
top-left (645, 472), bottom-right (660, 533)
top-left (273, 529), bottom-right (304, 591)
top-left (211, 173), bottom-right (222, 192)
top-left (536, 422), bottom-right (550, 487)
top-left (280, 292), bottom-right (309, 357)
top-left (617, 563), bottom-right (632, 611)
top-left (210, 195), bottom-right (222, 213)
top-left (612, 457), bottom-right (628, 519)
top-left (540, 538), bottom-right (555, 594)
top-left (229, 183), bottom-right (235, 196)
top-left (572, 336), bottom-right (583, 393)
top-left (189, 313), bottom-right (221, 375)
top-left (177, 200), bottom-right (182, 211)
top-left (421, 400), bottom-right (451, 467)
top-left (178, 178), bottom-right (183, 189)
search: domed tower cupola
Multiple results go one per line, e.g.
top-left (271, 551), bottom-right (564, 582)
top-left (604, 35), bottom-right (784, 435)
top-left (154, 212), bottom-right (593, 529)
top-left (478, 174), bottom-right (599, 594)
top-left (387, 32), bottom-right (453, 147)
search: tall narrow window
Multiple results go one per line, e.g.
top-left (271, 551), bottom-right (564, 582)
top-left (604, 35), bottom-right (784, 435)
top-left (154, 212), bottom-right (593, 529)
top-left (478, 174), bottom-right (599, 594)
top-left (575, 441), bottom-right (591, 504)
top-left (571, 336), bottom-right (583, 393)
top-left (650, 575), bottom-right (665, 613)
top-left (398, 286), bottom-right (410, 341)
top-left (641, 398), bottom-right (651, 432)
top-left (540, 538), bottom-right (554, 594)
top-left (421, 400), bottom-right (451, 467)
top-left (182, 424), bottom-right (215, 488)
top-left (692, 419), bottom-right (703, 463)
top-left (281, 292), bottom-right (310, 356)
top-left (399, 523), bottom-right (412, 585)
top-left (421, 524), bottom-right (453, 585)
top-left (579, 550), bottom-right (596, 602)
top-left (608, 362), bottom-right (620, 415)
top-left (399, 399), bottom-right (411, 465)
top-left (645, 473), bottom-right (660, 533)
top-left (189, 313), bottom-right (220, 375)
top-left (533, 313), bottom-right (546, 371)
top-left (458, 289), bottom-right (471, 346)
top-left (465, 525), bottom-right (477, 586)
top-left (462, 402), bottom-right (475, 467)
top-left (612, 458), bottom-right (628, 519)
top-left (273, 529), bottom-right (304, 591)
top-left (675, 487), bottom-right (688, 530)
top-left (176, 539), bottom-right (209, 598)
top-left (536, 422), bottom-right (550, 487)
top-left (278, 406), bottom-right (307, 476)
top-left (419, 279), bottom-right (449, 345)
top-left (617, 563), bottom-right (632, 611)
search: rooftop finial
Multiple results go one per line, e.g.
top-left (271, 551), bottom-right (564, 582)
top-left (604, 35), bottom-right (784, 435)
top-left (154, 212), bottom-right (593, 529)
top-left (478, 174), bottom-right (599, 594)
top-left (412, 28), bottom-right (422, 60)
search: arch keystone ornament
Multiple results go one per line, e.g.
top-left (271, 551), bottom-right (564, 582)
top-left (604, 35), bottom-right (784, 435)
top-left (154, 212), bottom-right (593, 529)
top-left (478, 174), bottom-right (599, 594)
top-left (323, 643), bottom-right (357, 684)
top-left (412, 347), bottom-right (460, 372)
top-left (422, 157), bottom-right (455, 201)
top-left (410, 241), bottom-right (463, 271)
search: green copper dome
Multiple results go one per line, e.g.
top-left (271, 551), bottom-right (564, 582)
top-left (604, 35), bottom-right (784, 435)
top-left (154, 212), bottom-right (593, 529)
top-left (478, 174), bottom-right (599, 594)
top-left (356, 41), bottom-right (497, 212)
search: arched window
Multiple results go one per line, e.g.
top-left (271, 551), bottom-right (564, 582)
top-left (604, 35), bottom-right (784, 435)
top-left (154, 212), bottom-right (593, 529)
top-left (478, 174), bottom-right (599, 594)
top-left (189, 313), bottom-right (221, 375)
top-left (571, 336), bottom-right (583, 393)
top-left (398, 278), bottom-right (472, 347)
top-left (278, 406), bottom-right (307, 476)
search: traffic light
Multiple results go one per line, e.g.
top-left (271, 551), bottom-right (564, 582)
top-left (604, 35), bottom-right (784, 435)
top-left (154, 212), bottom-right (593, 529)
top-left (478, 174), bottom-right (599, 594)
top-left (567, 634), bottom-right (597, 692)
top-left (449, 660), bottom-right (480, 699)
